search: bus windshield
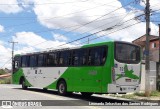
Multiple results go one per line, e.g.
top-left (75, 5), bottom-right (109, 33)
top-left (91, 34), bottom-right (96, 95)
top-left (115, 42), bottom-right (140, 64)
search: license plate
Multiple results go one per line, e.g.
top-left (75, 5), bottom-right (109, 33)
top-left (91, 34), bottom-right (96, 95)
top-left (125, 79), bottom-right (131, 82)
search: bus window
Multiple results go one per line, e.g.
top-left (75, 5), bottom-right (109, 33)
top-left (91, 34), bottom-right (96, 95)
top-left (79, 49), bottom-right (88, 66)
top-left (88, 46), bottom-right (107, 66)
top-left (14, 56), bottom-right (21, 69)
top-left (22, 56), bottom-right (29, 67)
top-left (115, 42), bottom-right (140, 64)
top-left (100, 46), bottom-right (107, 65)
top-left (59, 52), bottom-right (64, 66)
top-left (15, 61), bottom-right (19, 69)
top-left (94, 48), bottom-right (101, 65)
top-left (43, 54), bottom-right (47, 66)
top-left (88, 48), bottom-right (95, 65)
top-left (47, 53), bottom-right (55, 66)
top-left (59, 50), bottom-right (71, 66)
top-left (38, 54), bottom-right (43, 67)
top-left (29, 55), bottom-right (37, 67)
top-left (72, 50), bottom-right (80, 66)
top-left (47, 52), bottom-right (58, 66)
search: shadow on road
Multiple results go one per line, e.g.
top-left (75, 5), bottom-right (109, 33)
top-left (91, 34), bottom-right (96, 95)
top-left (13, 87), bottom-right (133, 103)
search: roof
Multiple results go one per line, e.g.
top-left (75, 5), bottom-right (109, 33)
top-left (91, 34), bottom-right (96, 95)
top-left (150, 37), bottom-right (159, 42)
top-left (132, 34), bottom-right (159, 43)
top-left (132, 34), bottom-right (159, 46)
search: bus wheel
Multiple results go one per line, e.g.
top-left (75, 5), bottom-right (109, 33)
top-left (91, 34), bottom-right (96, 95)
top-left (43, 88), bottom-right (48, 91)
top-left (22, 79), bottom-right (28, 90)
top-left (81, 92), bottom-right (93, 97)
top-left (58, 80), bottom-right (67, 96)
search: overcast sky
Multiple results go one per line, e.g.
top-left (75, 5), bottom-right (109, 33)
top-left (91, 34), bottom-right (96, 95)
top-left (0, 0), bottom-right (159, 68)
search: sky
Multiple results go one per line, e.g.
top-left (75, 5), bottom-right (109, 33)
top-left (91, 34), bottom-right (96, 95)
top-left (0, 0), bottom-right (159, 68)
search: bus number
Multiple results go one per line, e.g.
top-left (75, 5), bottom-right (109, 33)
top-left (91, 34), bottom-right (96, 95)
top-left (120, 67), bottom-right (124, 71)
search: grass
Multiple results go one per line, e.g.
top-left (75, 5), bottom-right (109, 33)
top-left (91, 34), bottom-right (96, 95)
top-left (134, 91), bottom-right (160, 97)
top-left (121, 94), bottom-right (135, 99)
top-left (150, 91), bottom-right (160, 96)
top-left (108, 91), bottom-right (160, 100)
top-left (0, 77), bottom-right (11, 84)
top-left (134, 92), bottom-right (145, 97)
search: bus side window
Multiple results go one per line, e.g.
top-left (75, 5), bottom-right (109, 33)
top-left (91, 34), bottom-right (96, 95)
top-left (101, 46), bottom-right (107, 65)
top-left (47, 53), bottom-right (54, 66)
top-left (29, 55), bottom-right (37, 67)
top-left (59, 52), bottom-right (64, 66)
top-left (67, 50), bottom-right (72, 66)
top-left (22, 56), bottom-right (26, 67)
top-left (59, 50), bottom-right (72, 66)
top-left (43, 54), bottom-right (47, 66)
top-left (94, 48), bottom-right (101, 65)
top-left (88, 48), bottom-right (95, 65)
top-left (72, 50), bottom-right (79, 66)
top-left (38, 54), bottom-right (43, 67)
top-left (79, 48), bottom-right (87, 66)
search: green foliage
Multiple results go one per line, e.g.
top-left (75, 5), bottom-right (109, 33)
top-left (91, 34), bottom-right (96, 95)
top-left (134, 91), bottom-right (160, 97)
top-left (121, 94), bottom-right (135, 99)
top-left (150, 91), bottom-right (160, 96)
top-left (0, 69), bottom-right (7, 75)
top-left (134, 92), bottom-right (145, 97)
top-left (0, 77), bottom-right (11, 84)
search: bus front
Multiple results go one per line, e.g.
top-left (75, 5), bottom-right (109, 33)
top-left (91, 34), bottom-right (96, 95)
top-left (108, 41), bottom-right (141, 93)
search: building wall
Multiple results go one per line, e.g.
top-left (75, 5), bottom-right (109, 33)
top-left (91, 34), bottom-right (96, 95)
top-left (140, 61), bottom-right (157, 91)
top-left (150, 40), bottom-right (159, 50)
top-left (149, 40), bottom-right (159, 62)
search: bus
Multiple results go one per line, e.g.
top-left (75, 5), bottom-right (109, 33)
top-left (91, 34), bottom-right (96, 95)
top-left (12, 41), bottom-right (141, 96)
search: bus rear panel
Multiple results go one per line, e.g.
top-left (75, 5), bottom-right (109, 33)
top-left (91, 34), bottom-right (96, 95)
top-left (108, 41), bottom-right (141, 93)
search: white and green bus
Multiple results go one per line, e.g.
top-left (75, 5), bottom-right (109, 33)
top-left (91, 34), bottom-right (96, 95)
top-left (12, 41), bottom-right (141, 96)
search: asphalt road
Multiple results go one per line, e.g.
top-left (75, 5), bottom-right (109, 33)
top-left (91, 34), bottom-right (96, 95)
top-left (0, 84), bottom-right (159, 109)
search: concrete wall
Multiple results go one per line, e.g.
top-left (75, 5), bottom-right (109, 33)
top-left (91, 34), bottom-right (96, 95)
top-left (140, 61), bottom-right (157, 91)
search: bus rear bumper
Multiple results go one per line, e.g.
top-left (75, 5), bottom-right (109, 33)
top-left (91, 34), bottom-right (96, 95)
top-left (107, 84), bottom-right (140, 93)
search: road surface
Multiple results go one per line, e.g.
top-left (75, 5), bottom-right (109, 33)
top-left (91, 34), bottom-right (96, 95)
top-left (0, 84), bottom-right (159, 109)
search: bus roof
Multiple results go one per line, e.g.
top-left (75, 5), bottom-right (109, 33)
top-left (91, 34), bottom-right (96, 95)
top-left (16, 40), bottom-right (139, 57)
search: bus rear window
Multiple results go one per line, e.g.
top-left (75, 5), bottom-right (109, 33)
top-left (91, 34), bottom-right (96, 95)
top-left (115, 42), bottom-right (140, 64)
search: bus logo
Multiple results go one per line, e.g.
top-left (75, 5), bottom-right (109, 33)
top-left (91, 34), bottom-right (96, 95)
top-left (116, 64), bottom-right (139, 80)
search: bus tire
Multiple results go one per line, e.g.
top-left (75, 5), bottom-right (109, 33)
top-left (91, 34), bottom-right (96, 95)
top-left (81, 92), bottom-right (93, 97)
top-left (43, 88), bottom-right (48, 91)
top-left (22, 79), bottom-right (28, 90)
top-left (57, 80), bottom-right (67, 96)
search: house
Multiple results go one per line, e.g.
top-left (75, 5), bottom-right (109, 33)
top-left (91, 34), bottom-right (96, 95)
top-left (132, 34), bottom-right (160, 91)
top-left (132, 35), bottom-right (159, 62)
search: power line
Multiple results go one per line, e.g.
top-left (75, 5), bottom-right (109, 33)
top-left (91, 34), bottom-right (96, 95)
top-left (20, 10), bottom-right (144, 52)
top-left (24, 0), bottom-right (137, 48)
top-left (35, 12), bottom-right (145, 51)
top-left (0, 58), bottom-right (12, 69)
top-left (57, 14), bottom-right (144, 47)
top-left (80, 21), bottom-right (142, 44)
top-left (0, 0), bottom-right (91, 5)
top-left (0, 0), bottom-right (122, 30)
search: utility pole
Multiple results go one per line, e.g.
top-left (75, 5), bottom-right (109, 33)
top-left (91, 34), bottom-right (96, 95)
top-left (145, 0), bottom-right (151, 97)
top-left (9, 41), bottom-right (18, 83)
top-left (88, 38), bottom-right (89, 44)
